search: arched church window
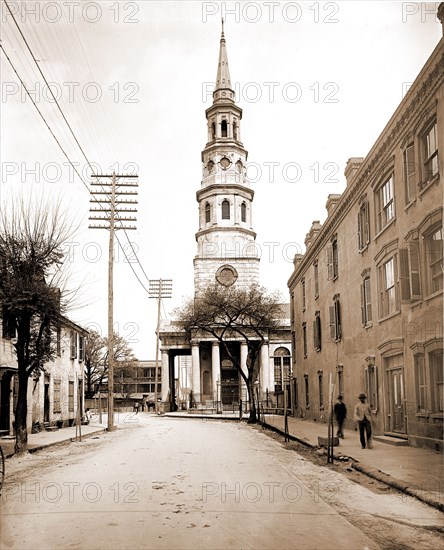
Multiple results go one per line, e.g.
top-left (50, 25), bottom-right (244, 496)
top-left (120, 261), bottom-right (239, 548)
top-left (222, 199), bottom-right (230, 220)
top-left (233, 121), bottom-right (238, 140)
top-left (205, 202), bottom-right (211, 223)
top-left (273, 347), bottom-right (291, 392)
top-left (211, 122), bottom-right (216, 140)
top-left (221, 119), bottom-right (228, 138)
top-left (241, 202), bottom-right (247, 223)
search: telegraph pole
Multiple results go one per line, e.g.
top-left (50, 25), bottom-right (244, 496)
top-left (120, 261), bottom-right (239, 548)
top-left (149, 279), bottom-right (172, 412)
top-left (89, 172), bottom-right (138, 431)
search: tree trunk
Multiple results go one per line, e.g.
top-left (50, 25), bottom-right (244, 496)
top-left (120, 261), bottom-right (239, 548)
top-left (246, 378), bottom-right (257, 424)
top-left (14, 369), bottom-right (29, 454)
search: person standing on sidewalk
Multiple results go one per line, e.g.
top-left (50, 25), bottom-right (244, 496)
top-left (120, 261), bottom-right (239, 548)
top-left (334, 395), bottom-right (347, 438)
top-left (353, 393), bottom-right (373, 449)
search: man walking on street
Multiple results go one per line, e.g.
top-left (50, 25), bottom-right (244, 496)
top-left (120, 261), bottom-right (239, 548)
top-left (334, 395), bottom-right (347, 438)
top-left (353, 393), bottom-right (373, 449)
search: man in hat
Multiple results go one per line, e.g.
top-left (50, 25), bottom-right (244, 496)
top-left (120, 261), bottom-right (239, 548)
top-left (353, 393), bottom-right (373, 449)
top-left (334, 395), bottom-right (347, 438)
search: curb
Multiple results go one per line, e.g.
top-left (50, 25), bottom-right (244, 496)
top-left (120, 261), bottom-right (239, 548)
top-left (262, 420), bottom-right (444, 513)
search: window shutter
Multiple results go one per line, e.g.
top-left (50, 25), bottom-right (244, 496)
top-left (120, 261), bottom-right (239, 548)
top-left (326, 245), bottom-right (333, 280)
top-left (405, 144), bottom-right (416, 202)
top-left (399, 248), bottom-right (411, 301)
top-left (335, 300), bottom-right (341, 339)
top-left (357, 212), bottom-right (362, 249)
top-left (360, 282), bottom-right (366, 325)
top-left (365, 278), bottom-right (372, 323)
top-left (409, 241), bottom-right (421, 300)
top-left (313, 320), bottom-right (317, 349)
top-left (329, 305), bottom-right (335, 339)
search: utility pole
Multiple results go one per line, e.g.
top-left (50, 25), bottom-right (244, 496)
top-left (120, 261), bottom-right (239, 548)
top-left (149, 279), bottom-right (172, 413)
top-left (89, 172), bottom-right (138, 431)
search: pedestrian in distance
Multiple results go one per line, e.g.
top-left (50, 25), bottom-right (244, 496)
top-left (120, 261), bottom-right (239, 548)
top-left (333, 395), bottom-right (347, 438)
top-left (353, 393), bottom-right (373, 449)
top-left (134, 402), bottom-right (139, 415)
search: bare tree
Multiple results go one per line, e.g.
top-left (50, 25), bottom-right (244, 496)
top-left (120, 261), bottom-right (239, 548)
top-left (0, 196), bottom-right (77, 454)
top-left (84, 330), bottom-right (136, 398)
top-left (175, 284), bottom-right (282, 423)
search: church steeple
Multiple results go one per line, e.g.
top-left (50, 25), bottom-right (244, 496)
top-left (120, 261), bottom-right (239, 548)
top-left (194, 25), bottom-right (260, 295)
top-left (214, 19), bottom-right (234, 104)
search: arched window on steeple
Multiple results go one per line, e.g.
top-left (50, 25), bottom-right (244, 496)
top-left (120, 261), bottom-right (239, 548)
top-left (241, 202), bottom-right (247, 223)
top-left (222, 199), bottom-right (230, 220)
top-left (221, 119), bottom-right (228, 138)
top-left (233, 121), bottom-right (238, 140)
top-left (211, 122), bottom-right (216, 140)
top-left (205, 202), bottom-right (211, 223)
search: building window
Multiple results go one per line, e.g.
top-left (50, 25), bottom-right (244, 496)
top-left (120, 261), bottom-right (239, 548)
top-left (423, 120), bottom-right (438, 181)
top-left (318, 371), bottom-right (324, 409)
top-left (78, 336), bottom-right (85, 362)
top-left (233, 121), bottom-right (238, 140)
top-left (430, 350), bottom-right (443, 412)
top-left (221, 199), bottom-right (230, 220)
top-left (364, 365), bottom-right (378, 411)
top-left (205, 202), bottom-right (211, 223)
top-left (273, 347), bottom-right (291, 392)
top-left (376, 174), bottom-right (395, 232)
top-left (302, 322), bottom-right (307, 358)
top-left (399, 241), bottom-right (421, 302)
top-left (415, 355), bottom-right (427, 412)
top-left (211, 122), bottom-right (216, 139)
top-left (221, 119), bottom-right (228, 137)
top-left (329, 294), bottom-right (341, 341)
top-left (68, 381), bottom-right (75, 412)
top-left (301, 278), bottom-right (306, 311)
top-left (327, 238), bottom-right (338, 280)
top-left (404, 143), bottom-right (416, 204)
top-left (2, 309), bottom-right (16, 339)
top-left (361, 275), bottom-right (372, 326)
top-left (358, 200), bottom-right (370, 250)
top-left (53, 380), bottom-right (61, 413)
top-left (304, 374), bottom-right (309, 408)
top-left (293, 378), bottom-right (299, 409)
top-left (313, 311), bottom-right (321, 352)
top-left (379, 256), bottom-right (399, 317)
top-left (425, 226), bottom-right (443, 294)
top-left (56, 326), bottom-right (61, 356)
top-left (313, 260), bottom-right (319, 298)
top-left (70, 331), bottom-right (77, 360)
top-left (241, 202), bottom-right (247, 223)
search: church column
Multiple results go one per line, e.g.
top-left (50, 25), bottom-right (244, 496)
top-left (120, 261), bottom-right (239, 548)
top-left (161, 349), bottom-right (170, 403)
top-left (240, 341), bottom-right (248, 406)
top-left (191, 341), bottom-right (201, 403)
top-left (211, 341), bottom-right (220, 401)
top-left (260, 342), bottom-right (270, 399)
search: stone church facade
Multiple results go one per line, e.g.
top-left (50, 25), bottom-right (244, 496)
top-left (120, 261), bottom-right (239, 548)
top-left (159, 25), bottom-right (291, 411)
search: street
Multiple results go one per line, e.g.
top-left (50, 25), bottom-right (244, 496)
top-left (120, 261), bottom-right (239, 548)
top-left (1, 414), bottom-right (443, 550)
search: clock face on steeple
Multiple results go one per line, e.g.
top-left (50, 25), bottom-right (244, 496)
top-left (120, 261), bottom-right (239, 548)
top-left (216, 265), bottom-right (238, 286)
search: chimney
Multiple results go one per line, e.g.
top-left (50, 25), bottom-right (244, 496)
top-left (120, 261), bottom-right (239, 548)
top-left (304, 220), bottom-right (322, 249)
top-left (326, 194), bottom-right (341, 218)
top-left (344, 157), bottom-right (364, 187)
top-left (438, 3), bottom-right (444, 35)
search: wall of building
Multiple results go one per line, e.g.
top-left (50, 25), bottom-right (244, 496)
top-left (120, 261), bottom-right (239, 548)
top-left (288, 38), bottom-right (443, 450)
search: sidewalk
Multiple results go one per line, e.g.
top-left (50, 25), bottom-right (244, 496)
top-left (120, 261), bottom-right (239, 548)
top-left (262, 414), bottom-right (444, 513)
top-left (0, 421), bottom-right (107, 459)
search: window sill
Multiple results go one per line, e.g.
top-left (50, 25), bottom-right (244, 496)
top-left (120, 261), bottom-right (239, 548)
top-left (363, 322), bottom-right (373, 330)
top-left (358, 243), bottom-right (369, 254)
top-left (415, 412), bottom-right (429, 419)
top-left (418, 173), bottom-right (440, 198)
top-left (378, 310), bottom-right (401, 324)
top-left (404, 197), bottom-right (417, 212)
top-left (424, 289), bottom-right (443, 305)
top-left (374, 217), bottom-right (396, 242)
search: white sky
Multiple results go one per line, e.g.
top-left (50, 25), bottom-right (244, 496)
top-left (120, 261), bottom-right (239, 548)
top-left (1, 1), bottom-right (442, 359)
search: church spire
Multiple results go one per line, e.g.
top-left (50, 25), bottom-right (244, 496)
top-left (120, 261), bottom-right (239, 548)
top-left (214, 18), bottom-right (234, 103)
